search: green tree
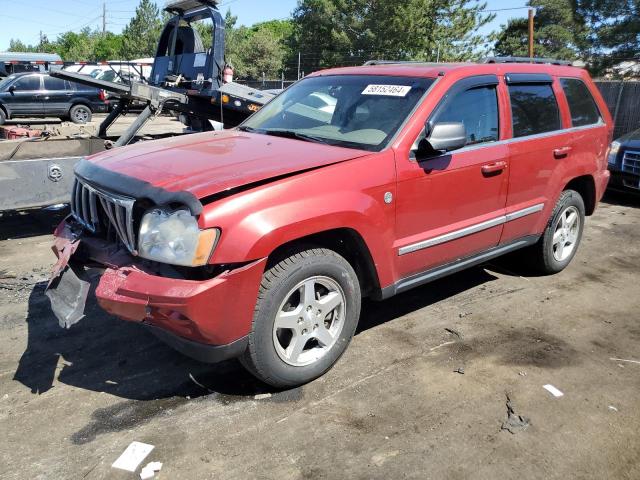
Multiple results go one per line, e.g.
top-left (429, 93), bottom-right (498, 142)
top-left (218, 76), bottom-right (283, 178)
top-left (494, 0), bottom-right (589, 60)
top-left (223, 11), bottom-right (289, 79)
top-left (121, 0), bottom-right (162, 59)
top-left (94, 32), bottom-right (125, 61)
top-left (574, 0), bottom-right (640, 72)
top-left (8, 39), bottom-right (33, 52)
top-left (291, 0), bottom-right (494, 71)
top-left (55, 29), bottom-right (95, 61)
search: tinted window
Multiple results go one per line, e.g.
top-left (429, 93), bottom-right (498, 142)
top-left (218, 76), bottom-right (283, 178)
top-left (13, 75), bottom-right (41, 91)
top-left (560, 78), bottom-right (601, 127)
top-left (509, 84), bottom-right (561, 137)
top-left (44, 76), bottom-right (67, 91)
top-left (434, 86), bottom-right (499, 145)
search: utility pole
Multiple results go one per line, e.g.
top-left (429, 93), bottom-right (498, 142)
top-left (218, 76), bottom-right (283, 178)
top-left (297, 52), bottom-right (301, 80)
top-left (102, 2), bottom-right (106, 35)
top-left (528, 7), bottom-right (535, 60)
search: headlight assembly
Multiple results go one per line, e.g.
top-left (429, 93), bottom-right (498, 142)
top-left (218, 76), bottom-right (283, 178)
top-left (608, 141), bottom-right (621, 165)
top-left (138, 208), bottom-right (219, 267)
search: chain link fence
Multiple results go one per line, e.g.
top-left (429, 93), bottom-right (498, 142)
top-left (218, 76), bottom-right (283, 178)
top-left (234, 79), bottom-right (296, 91)
top-left (595, 81), bottom-right (640, 139)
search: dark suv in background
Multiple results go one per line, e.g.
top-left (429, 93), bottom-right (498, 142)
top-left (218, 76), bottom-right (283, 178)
top-left (0, 72), bottom-right (108, 125)
top-left (608, 128), bottom-right (640, 193)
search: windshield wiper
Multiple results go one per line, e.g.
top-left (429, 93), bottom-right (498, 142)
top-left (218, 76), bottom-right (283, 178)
top-left (260, 129), bottom-right (330, 145)
top-left (237, 125), bottom-right (259, 133)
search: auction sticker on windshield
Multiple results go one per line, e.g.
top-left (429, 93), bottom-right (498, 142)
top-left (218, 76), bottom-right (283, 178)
top-left (362, 85), bottom-right (412, 97)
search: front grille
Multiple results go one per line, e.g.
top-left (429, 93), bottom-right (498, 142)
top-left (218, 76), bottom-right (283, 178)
top-left (71, 178), bottom-right (138, 254)
top-left (622, 150), bottom-right (640, 175)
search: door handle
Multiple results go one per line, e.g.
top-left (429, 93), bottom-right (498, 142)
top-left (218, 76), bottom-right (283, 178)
top-left (553, 146), bottom-right (572, 159)
top-left (481, 161), bottom-right (507, 175)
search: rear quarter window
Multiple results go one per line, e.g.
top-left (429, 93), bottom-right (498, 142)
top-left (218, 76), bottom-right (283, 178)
top-left (508, 83), bottom-right (561, 138)
top-left (560, 78), bottom-right (601, 127)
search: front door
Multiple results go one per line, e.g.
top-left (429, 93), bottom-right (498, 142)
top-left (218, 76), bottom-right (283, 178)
top-left (6, 74), bottom-right (44, 117)
top-left (394, 76), bottom-right (509, 280)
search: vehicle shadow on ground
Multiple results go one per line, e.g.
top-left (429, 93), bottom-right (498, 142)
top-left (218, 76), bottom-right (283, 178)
top-left (13, 266), bottom-right (502, 401)
top-left (602, 190), bottom-right (640, 208)
top-left (0, 208), bottom-right (68, 241)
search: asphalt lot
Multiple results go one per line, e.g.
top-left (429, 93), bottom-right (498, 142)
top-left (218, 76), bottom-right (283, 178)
top-left (0, 191), bottom-right (639, 479)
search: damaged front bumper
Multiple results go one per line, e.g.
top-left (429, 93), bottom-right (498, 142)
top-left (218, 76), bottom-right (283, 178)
top-left (46, 218), bottom-right (266, 363)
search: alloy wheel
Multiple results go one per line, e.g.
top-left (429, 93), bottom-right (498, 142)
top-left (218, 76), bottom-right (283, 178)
top-left (272, 276), bottom-right (346, 367)
top-left (552, 205), bottom-right (581, 262)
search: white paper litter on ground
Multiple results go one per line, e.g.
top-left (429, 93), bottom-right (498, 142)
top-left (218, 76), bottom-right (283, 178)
top-left (543, 384), bottom-right (564, 397)
top-left (112, 442), bottom-right (155, 472)
top-left (140, 461), bottom-right (163, 479)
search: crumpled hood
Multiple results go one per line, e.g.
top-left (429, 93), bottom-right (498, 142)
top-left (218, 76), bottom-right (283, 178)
top-left (87, 130), bottom-right (369, 199)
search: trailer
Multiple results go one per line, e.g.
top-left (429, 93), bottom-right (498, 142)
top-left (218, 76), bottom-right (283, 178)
top-left (0, 0), bottom-right (276, 213)
top-left (0, 52), bottom-right (63, 78)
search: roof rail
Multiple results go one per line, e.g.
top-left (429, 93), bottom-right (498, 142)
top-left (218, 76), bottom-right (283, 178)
top-left (483, 56), bottom-right (572, 66)
top-left (364, 60), bottom-right (433, 66)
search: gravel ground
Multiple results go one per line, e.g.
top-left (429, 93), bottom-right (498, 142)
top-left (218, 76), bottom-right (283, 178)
top-left (0, 191), bottom-right (639, 480)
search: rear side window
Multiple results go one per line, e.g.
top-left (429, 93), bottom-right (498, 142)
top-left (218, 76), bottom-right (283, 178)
top-left (44, 76), bottom-right (66, 91)
top-left (433, 86), bottom-right (499, 145)
top-left (560, 78), bottom-right (601, 127)
top-left (508, 84), bottom-right (561, 138)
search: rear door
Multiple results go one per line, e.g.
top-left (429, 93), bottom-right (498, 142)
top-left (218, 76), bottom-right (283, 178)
top-left (394, 75), bottom-right (510, 279)
top-left (43, 75), bottom-right (72, 116)
top-left (6, 74), bottom-right (43, 116)
top-left (501, 74), bottom-right (570, 244)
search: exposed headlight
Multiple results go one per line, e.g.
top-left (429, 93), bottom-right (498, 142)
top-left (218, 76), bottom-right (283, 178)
top-left (608, 141), bottom-right (621, 165)
top-left (138, 208), bottom-right (219, 267)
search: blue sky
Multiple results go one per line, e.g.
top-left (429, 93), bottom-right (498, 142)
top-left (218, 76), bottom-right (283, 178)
top-left (0, 0), bottom-right (530, 52)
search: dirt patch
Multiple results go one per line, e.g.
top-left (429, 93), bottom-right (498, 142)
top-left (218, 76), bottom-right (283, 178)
top-left (442, 327), bottom-right (580, 369)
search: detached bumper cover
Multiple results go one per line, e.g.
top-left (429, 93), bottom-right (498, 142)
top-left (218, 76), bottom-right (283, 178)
top-left (95, 258), bottom-right (266, 346)
top-left (48, 218), bottom-right (266, 362)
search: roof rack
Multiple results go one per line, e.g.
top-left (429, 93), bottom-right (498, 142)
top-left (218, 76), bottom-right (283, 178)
top-left (482, 56), bottom-right (572, 66)
top-left (364, 60), bottom-right (427, 66)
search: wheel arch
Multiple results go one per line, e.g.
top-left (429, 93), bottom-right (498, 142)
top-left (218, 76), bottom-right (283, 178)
top-left (0, 102), bottom-right (9, 118)
top-left (564, 175), bottom-right (596, 216)
top-left (69, 99), bottom-right (93, 111)
top-left (266, 228), bottom-right (383, 300)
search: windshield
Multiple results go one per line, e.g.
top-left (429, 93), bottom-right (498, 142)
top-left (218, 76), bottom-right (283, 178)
top-left (242, 75), bottom-right (434, 151)
top-left (0, 74), bottom-right (17, 91)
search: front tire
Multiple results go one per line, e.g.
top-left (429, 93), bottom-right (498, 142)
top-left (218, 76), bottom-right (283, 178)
top-left (0, 108), bottom-right (6, 125)
top-left (69, 104), bottom-right (92, 124)
top-left (241, 248), bottom-right (361, 388)
top-left (530, 189), bottom-right (585, 274)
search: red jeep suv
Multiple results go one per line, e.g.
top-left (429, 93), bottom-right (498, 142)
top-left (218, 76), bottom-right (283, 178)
top-left (47, 60), bottom-right (612, 387)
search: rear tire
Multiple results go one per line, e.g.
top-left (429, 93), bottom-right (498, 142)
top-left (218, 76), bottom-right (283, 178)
top-left (529, 189), bottom-right (585, 274)
top-left (69, 104), bottom-right (92, 124)
top-left (241, 248), bottom-right (361, 388)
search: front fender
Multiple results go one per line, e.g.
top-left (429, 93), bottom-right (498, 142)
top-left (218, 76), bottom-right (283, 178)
top-left (202, 153), bottom-right (397, 287)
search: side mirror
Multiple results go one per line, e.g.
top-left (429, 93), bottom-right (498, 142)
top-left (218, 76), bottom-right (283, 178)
top-left (8, 85), bottom-right (16, 93)
top-left (427, 122), bottom-right (467, 152)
